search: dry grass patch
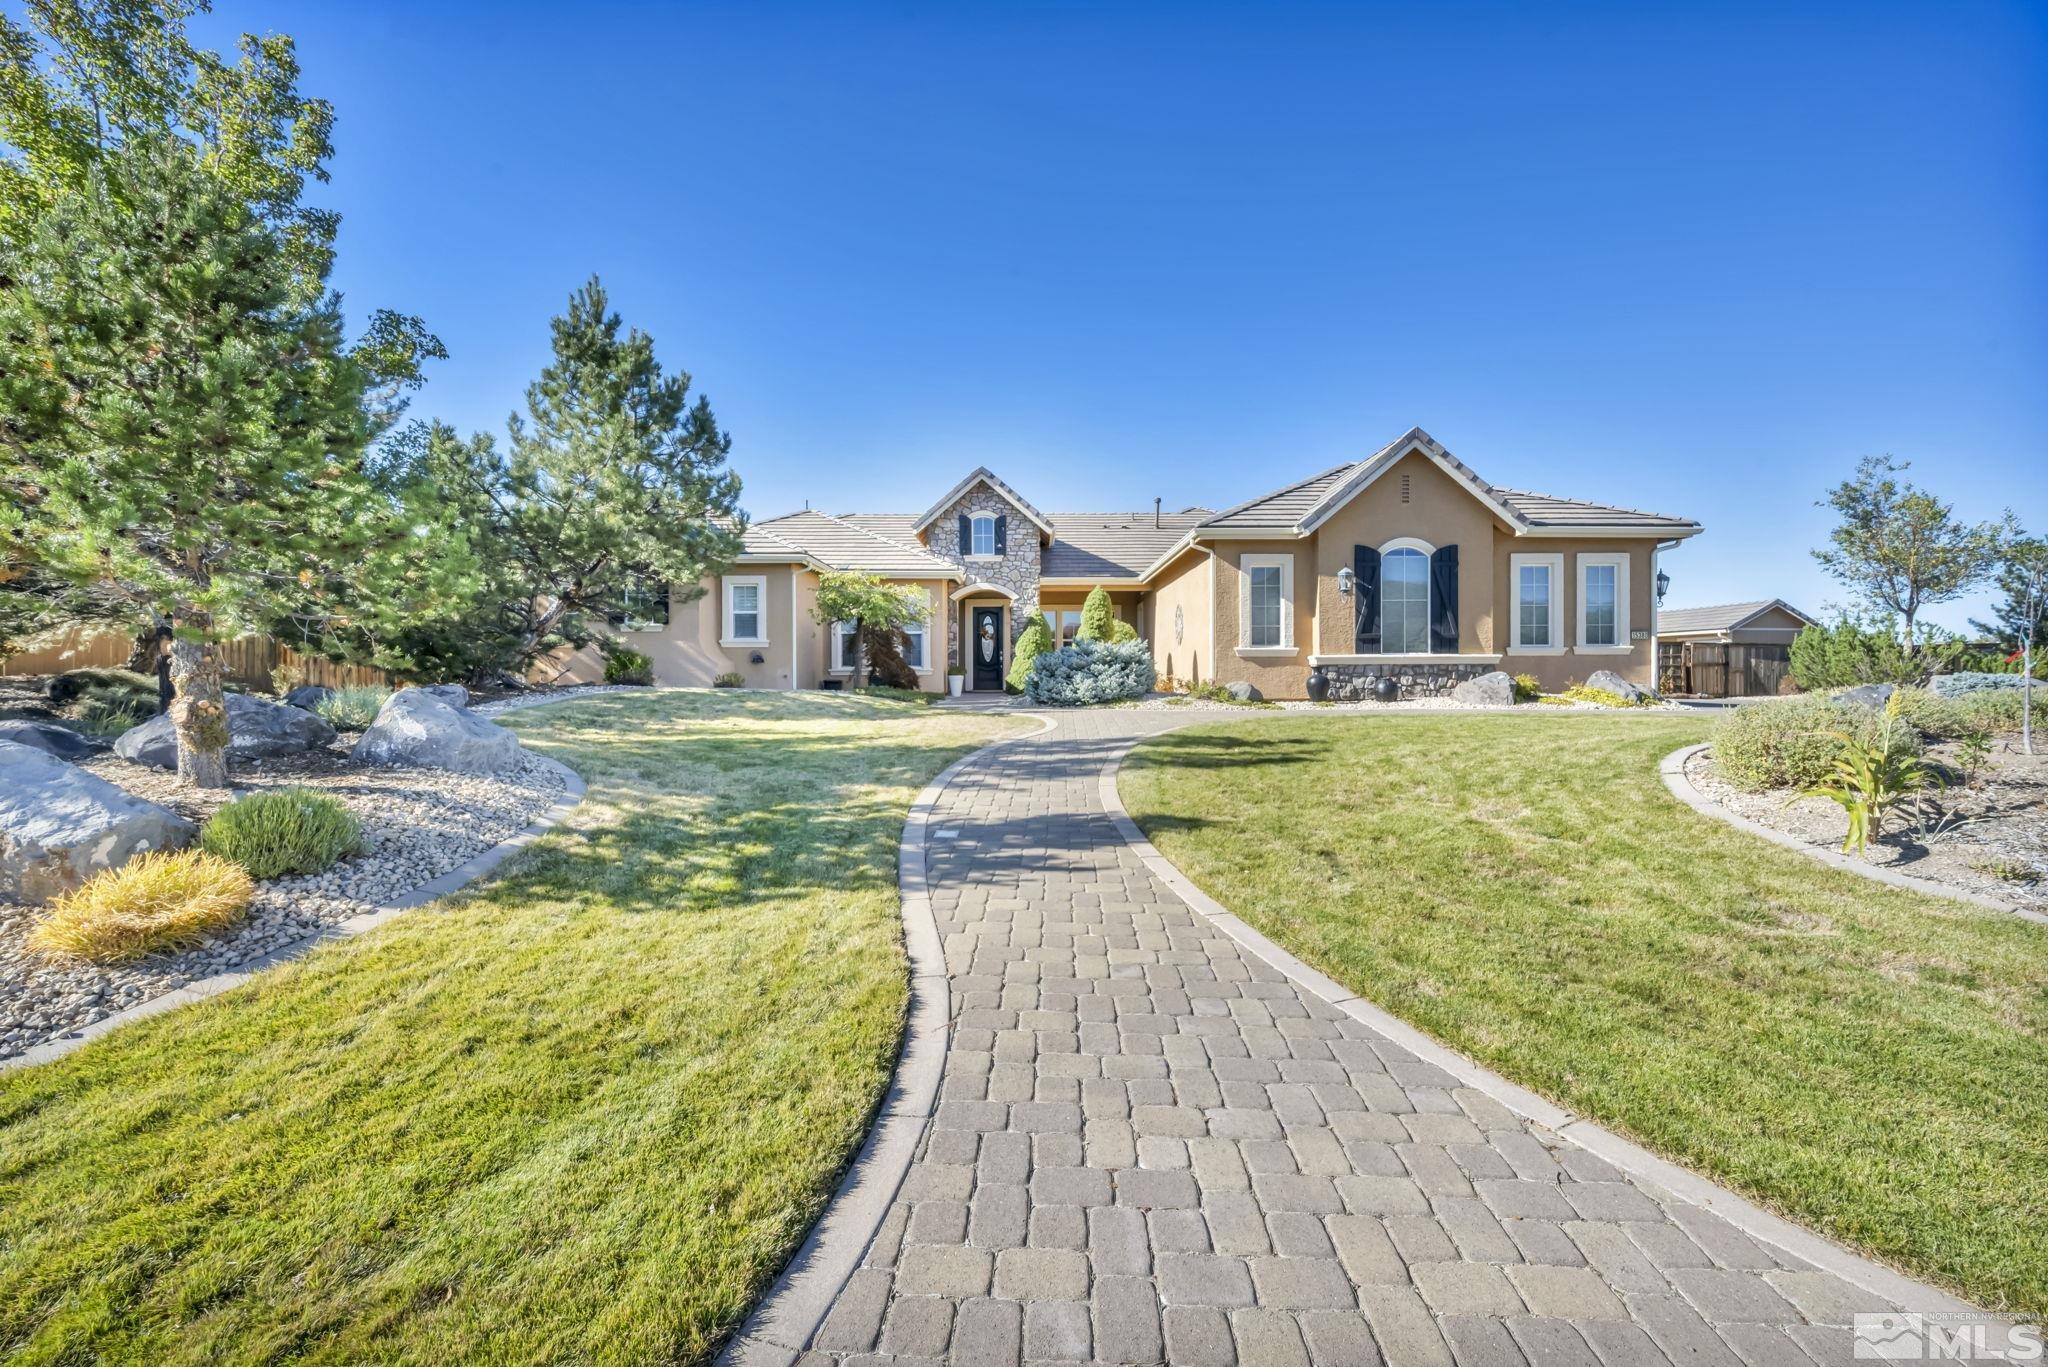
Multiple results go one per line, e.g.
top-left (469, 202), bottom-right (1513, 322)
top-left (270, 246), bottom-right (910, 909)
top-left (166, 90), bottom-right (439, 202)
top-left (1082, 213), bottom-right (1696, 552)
top-left (28, 849), bottom-right (254, 962)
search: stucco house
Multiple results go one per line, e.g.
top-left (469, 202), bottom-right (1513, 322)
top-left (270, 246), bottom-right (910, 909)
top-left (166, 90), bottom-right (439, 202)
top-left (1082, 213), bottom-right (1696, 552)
top-left (560, 426), bottom-right (1702, 699)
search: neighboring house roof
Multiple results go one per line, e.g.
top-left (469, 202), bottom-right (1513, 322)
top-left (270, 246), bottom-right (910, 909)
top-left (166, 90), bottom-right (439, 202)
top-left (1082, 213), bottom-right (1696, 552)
top-left (750, 510), bottom-right (960, 578)
top-left (910, 467), bottom-right (1057, 538)
top-left (1043, 510), bottom-right (1213, 579)
top-left (1659, 599), bottom-right (1818, 636)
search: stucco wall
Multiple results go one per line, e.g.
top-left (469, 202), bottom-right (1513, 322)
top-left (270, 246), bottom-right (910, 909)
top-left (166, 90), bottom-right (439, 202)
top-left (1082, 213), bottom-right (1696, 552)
top-left (1211, 539), bottom-right (1315, 699)
top-left (1494, 538), bottom-right (1660, 691)
top-left (823, 578), bottom-right (950, 692)
top-left (1148, 548), bottom-right (1213, 686)
top-left (1310, 451), bottom-right (1503, 658)
top-left (550, 567), bottom-right (809, 689)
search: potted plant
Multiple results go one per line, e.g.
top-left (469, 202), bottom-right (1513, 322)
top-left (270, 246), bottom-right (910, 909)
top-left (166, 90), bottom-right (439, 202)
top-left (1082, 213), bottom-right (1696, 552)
top-left (947, 662), bottom-right (965, 697)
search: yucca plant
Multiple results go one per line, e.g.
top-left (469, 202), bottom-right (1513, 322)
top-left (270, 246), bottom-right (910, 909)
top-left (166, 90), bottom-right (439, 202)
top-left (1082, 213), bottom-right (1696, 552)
top-left (1795, 692), bottom-right (1940, 854)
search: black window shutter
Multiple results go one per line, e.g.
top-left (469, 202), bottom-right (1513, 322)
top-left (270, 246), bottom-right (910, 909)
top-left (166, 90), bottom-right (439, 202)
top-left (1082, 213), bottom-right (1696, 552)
top-left (1430, 544), bottom-right (1460, 652)
top-left (1354, 546), bottom-right (1381, 652)
top-left (957, 513), bottom-right (971, 552)
top-left (994, 514), bottom-right (1008, 556)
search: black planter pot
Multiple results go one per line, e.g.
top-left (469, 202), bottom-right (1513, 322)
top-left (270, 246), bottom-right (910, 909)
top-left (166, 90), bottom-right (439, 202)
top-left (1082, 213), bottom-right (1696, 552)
top-left (1373, 677), bottom-right (1401, 703)
top-left (1304, 668), bottom-right (1330, 703)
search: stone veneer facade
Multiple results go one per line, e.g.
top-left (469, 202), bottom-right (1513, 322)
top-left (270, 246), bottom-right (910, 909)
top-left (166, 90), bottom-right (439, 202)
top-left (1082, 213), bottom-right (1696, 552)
top-left (1316, 659), bottom-right (1496, 701)
top-left (922, 480), bottom-right (1042, 667)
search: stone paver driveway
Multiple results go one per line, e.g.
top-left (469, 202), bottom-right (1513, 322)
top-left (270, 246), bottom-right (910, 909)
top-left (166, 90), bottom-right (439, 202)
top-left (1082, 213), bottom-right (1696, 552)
top-left (797, 711), bottom-right (1902, 1365)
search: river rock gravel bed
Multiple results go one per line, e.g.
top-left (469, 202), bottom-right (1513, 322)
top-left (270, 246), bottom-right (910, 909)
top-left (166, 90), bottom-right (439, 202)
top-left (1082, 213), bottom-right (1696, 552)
top-left (1688, 742), bottom-right (2047, 916)
top-left (1, 743), bottom-right (564, 1061)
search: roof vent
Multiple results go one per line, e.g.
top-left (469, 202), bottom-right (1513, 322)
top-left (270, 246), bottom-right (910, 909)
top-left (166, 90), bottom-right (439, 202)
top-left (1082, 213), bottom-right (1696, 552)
top-left (1154, 497), bottom-right (1162, 528)
top-left (1400, 473), bottom-right (1412, 504)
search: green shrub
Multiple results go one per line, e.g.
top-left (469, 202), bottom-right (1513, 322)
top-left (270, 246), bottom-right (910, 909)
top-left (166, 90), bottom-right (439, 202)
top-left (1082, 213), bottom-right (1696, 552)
top-left (200, 788), bottom-right (364, 879)
top-left (1006, 616), bottom-right (1054, 692)
top-left (599, 640), bottom-right (654, 686)
top-left (712, 671), bottom-right (744, 688)
top-left (1789, 617), bottom-right (1926, 690)
top-left (1561, 684), bottom-right (1644, 709)
top-left (1511, 673), bottom-right (1541, 703)
top-left (1897, 683), bottom-right (2043, 738)
top-left (1798, 693), bottom-right (1937, 854)
top-left (1712, 694), bottom-right (1911, 791)
top-left (1077, 587), bottom-right (1117, 643)
top-left (1025, 640), bottom-right (1156, 706)
top-left (315, 685), bottom-right (392, 730)
top-left (1109, 618), bottom-right (1139, 644)
top-left (77, 685), bottom-right (154, 736)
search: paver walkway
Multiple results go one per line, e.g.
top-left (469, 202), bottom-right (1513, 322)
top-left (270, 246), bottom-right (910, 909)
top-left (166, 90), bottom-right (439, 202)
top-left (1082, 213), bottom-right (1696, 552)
top-left (798, 711), bottom-right (1902, 1365)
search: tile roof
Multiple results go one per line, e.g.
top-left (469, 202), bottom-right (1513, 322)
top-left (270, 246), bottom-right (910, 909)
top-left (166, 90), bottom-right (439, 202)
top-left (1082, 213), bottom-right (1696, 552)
top-left (1196, 464), bottom-right (1358, 531)
top-left (748, 510), bottom-right (959, 577)
top-left (1491, 489), bottom-right (1700, 531)
top-left (1042, 510), bottom-right (1214, 578)
top-left (1658, 600), bottom-right (1815, 635)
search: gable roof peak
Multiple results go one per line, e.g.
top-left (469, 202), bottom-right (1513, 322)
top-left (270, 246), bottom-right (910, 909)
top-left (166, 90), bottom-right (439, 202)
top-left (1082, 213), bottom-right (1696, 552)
top-left (912, 467), bottom-right (1056, 538)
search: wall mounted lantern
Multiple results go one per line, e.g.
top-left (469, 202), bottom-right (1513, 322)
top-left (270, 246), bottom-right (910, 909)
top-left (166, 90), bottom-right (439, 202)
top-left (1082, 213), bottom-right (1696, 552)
top-left (1337, 566), bottom-right (1355, 596)
top-left (1655, 569), bottom-right (1671, 605)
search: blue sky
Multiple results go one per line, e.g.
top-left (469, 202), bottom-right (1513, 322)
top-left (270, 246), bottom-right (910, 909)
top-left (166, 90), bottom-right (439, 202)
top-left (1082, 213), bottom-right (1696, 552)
top-left (205, 1), bottom-right (2046, 631)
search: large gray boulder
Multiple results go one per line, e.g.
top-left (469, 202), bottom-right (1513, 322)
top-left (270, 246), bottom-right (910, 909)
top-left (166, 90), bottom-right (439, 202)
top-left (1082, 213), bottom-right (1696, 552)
top-left (1584, 669), bottom-right (1651, 703)
top-left (284, 684), bottom-right (333, 711)
top-left (1451, 670), bottom-right (1516, 706)
top-left (0, 719), bottom-right (105, 761)
top-left (1225, 681), bottom-right (1259, 702)
top-left (114, 692), bottom-right (337, 769)
top-left (416, 684), bottom-right (468, 707)
top-left (1835, 682), bottom-right (1895, 709)
top-left (0, 740), bottom-right (197, 904)
top-left (351, 688), bottom-right (520, 774)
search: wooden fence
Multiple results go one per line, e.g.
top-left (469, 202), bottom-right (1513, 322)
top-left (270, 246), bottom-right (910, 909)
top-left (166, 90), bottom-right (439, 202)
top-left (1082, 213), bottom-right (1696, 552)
top-left (3, 628), bottom-right (392, 691)
top-left (1659, 641), bottom-right (1796, 698)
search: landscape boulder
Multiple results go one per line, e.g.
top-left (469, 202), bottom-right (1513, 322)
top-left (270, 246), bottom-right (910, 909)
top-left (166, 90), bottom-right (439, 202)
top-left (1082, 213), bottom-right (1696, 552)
top-left (1835, 682), bottom-right (1895, 709)
top-left (0, 719), bottom-right (105, 761)
top-left (0, 740), bottom-right (197, 904)
top-left (352, 688), bottom-right (520, 774)
top-left (115, 692), bottom-right (337, 769)
top-left (1451, 670), bottom-right (1516, 706)
top-left (416, 684), bottom-right (469, 707)
top-left (1225, 680), bottom-right (1259, 702)
top-left (1584, 669), bottom-right (1651, 703)
top-left (284, 684), bottom-right (334, 711)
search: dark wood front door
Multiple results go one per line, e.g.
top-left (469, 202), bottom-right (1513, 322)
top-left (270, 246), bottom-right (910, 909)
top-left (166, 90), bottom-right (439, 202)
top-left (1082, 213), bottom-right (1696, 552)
top-left (971, 607), bottom-right (1005, 690)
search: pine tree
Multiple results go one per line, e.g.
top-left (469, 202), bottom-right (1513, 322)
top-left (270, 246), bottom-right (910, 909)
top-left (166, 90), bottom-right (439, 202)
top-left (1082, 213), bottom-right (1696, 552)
top-left (497, 278), bottom-right (745, 665)
top-left (0, 139), bottom-right (430, 785)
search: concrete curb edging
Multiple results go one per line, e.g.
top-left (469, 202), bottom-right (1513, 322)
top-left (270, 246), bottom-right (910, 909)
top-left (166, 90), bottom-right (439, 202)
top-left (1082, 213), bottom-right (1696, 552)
top-left (1661, 742), bottom-right (2047, 926)
top-left (721, 710), bottom-right (1060, 1367)
top-left (1099, 737), bottom-right (1978, 1317)
top-left (4, 752), bottom-right (587, 1072)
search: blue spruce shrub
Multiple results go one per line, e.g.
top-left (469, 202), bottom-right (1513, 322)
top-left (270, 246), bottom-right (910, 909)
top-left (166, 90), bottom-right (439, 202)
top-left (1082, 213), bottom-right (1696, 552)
top-left (1025, 640), bottom-right (1156, 706)
top-left (1932, 672), bottom-right (2025, 698)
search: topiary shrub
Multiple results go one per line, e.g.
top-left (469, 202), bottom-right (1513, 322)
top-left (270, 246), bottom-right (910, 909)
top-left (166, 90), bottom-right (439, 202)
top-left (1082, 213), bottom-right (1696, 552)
top-left (599, 640), bottom-right (654, 686)
top-left (315, 685), bottom-right (393, 730)
top-left (1006, 616), bottom-right (1054, 692)
top-left (1077, 587), bottom-right (1117, 643)
top-left (200, 788), bottom-right (364, 879)
top-left (1025, 639), bottom-right (1156, 706)
top-left (1711, 694), bottom-right (1909, 791)
top-left (28, 850), bottom-right (254, 962)
top-left (712, 671), bottom-right (744, 688)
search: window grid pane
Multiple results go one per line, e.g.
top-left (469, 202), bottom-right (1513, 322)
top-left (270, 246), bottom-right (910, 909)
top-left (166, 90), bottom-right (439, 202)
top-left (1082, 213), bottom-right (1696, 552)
top-left (1518, 565), bottom-right (1550, 646)
top-left (1249, 566), bottom-right (1281, 647)
top-left (971, 517), bottom-right (995, 556)
top-left (1382, 549), bottom-right (1429, 654)
top-left (731, 583), bottom-right (760, 639)
top-left (1585, 565), bottom-right (1617, 645)
top-left (902, 626), bottom-right (925, 670)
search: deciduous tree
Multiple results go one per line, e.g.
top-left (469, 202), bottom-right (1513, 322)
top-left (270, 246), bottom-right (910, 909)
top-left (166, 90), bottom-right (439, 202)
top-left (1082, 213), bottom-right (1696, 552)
top-left (812, 572), bottom-right (927, 689)
top-left (1812, 456), bottom-right (2007, 654)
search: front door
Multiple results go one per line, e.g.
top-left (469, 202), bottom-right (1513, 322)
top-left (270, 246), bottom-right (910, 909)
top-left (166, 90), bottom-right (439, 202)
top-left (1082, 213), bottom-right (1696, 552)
top-left (971, 607), bottom-right (1005, 691)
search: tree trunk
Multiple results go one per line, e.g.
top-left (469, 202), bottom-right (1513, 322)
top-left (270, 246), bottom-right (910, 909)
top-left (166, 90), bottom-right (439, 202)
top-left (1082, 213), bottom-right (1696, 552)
top-left (168, 625), bottom-right (230, 789)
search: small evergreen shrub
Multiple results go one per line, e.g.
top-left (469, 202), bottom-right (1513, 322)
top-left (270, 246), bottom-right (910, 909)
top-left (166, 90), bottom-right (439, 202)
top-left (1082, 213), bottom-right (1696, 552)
top-left (1006, 616), bottom-right (1055, 692)
top-left (1712, 695), bottom-right (1909, 791)
top-left (1511, 673), bottom-right (1541, 703)
top-left (1109, 618), bottom-right (1139, 644)
top-left (1789, 618), bottom-right (1926, 690)
top-left (712, 671), bottom-right (745, 688)
top-left (29, 850), bottom-right (254, 962)
top-left (1897, 684), bottom-right (2041, 738)
top-left (1077, 587), bottom-right (1117, 643)
top-left (1930, 671), bottom-right (2026, 698)
top-left (599, 640), bottom-right (654, 686)
top-left (1025, 639), bottom-right (1156, 706)
top-left (315, 685), bottom-right (392, 730)
top-left (200, 788), bottom-right (364, 879)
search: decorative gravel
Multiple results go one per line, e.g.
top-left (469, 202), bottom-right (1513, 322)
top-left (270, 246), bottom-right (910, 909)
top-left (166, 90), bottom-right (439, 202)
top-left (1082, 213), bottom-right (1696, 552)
top-left (1, 742), bottom-right (565, 1061)
top-left (1687, 743), bottom-right (2047, 916)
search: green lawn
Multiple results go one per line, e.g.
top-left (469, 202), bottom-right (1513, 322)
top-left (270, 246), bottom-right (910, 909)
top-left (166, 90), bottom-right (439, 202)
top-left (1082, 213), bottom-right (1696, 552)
top-left (1120, 713), bottom-right (2048, 1317)
top-left (0, 690), bottom-right (1019, 1364)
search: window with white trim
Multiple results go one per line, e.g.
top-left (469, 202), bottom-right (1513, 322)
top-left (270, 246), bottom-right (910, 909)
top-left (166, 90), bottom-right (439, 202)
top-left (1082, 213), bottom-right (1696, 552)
top-left (900, 617), bottom-right (927, 670)
top-left (833, 611), bottom-right (929, 673)
top-left (1381, 547), bottom-right (1430, 654)
top-left (723, 575), bottom-right (766, 643)
top-left (833, 620), bottom-right (859, 671)
top-left (1239, 554), bottom-right (1294, 650)
top-left (1045, 608), bottom-right (1084, 647)
top-left (970, 514), bottom-right (997, 558)
top-left (1509, 553), bottom-right (1563, 652)
top-left (1577, 553), bottom-right (1630, 651)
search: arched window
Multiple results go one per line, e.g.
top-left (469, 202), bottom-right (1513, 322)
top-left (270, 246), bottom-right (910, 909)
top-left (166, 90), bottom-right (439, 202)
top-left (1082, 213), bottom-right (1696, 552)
top-left (1382, 546), bottom-right (1430, 654)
